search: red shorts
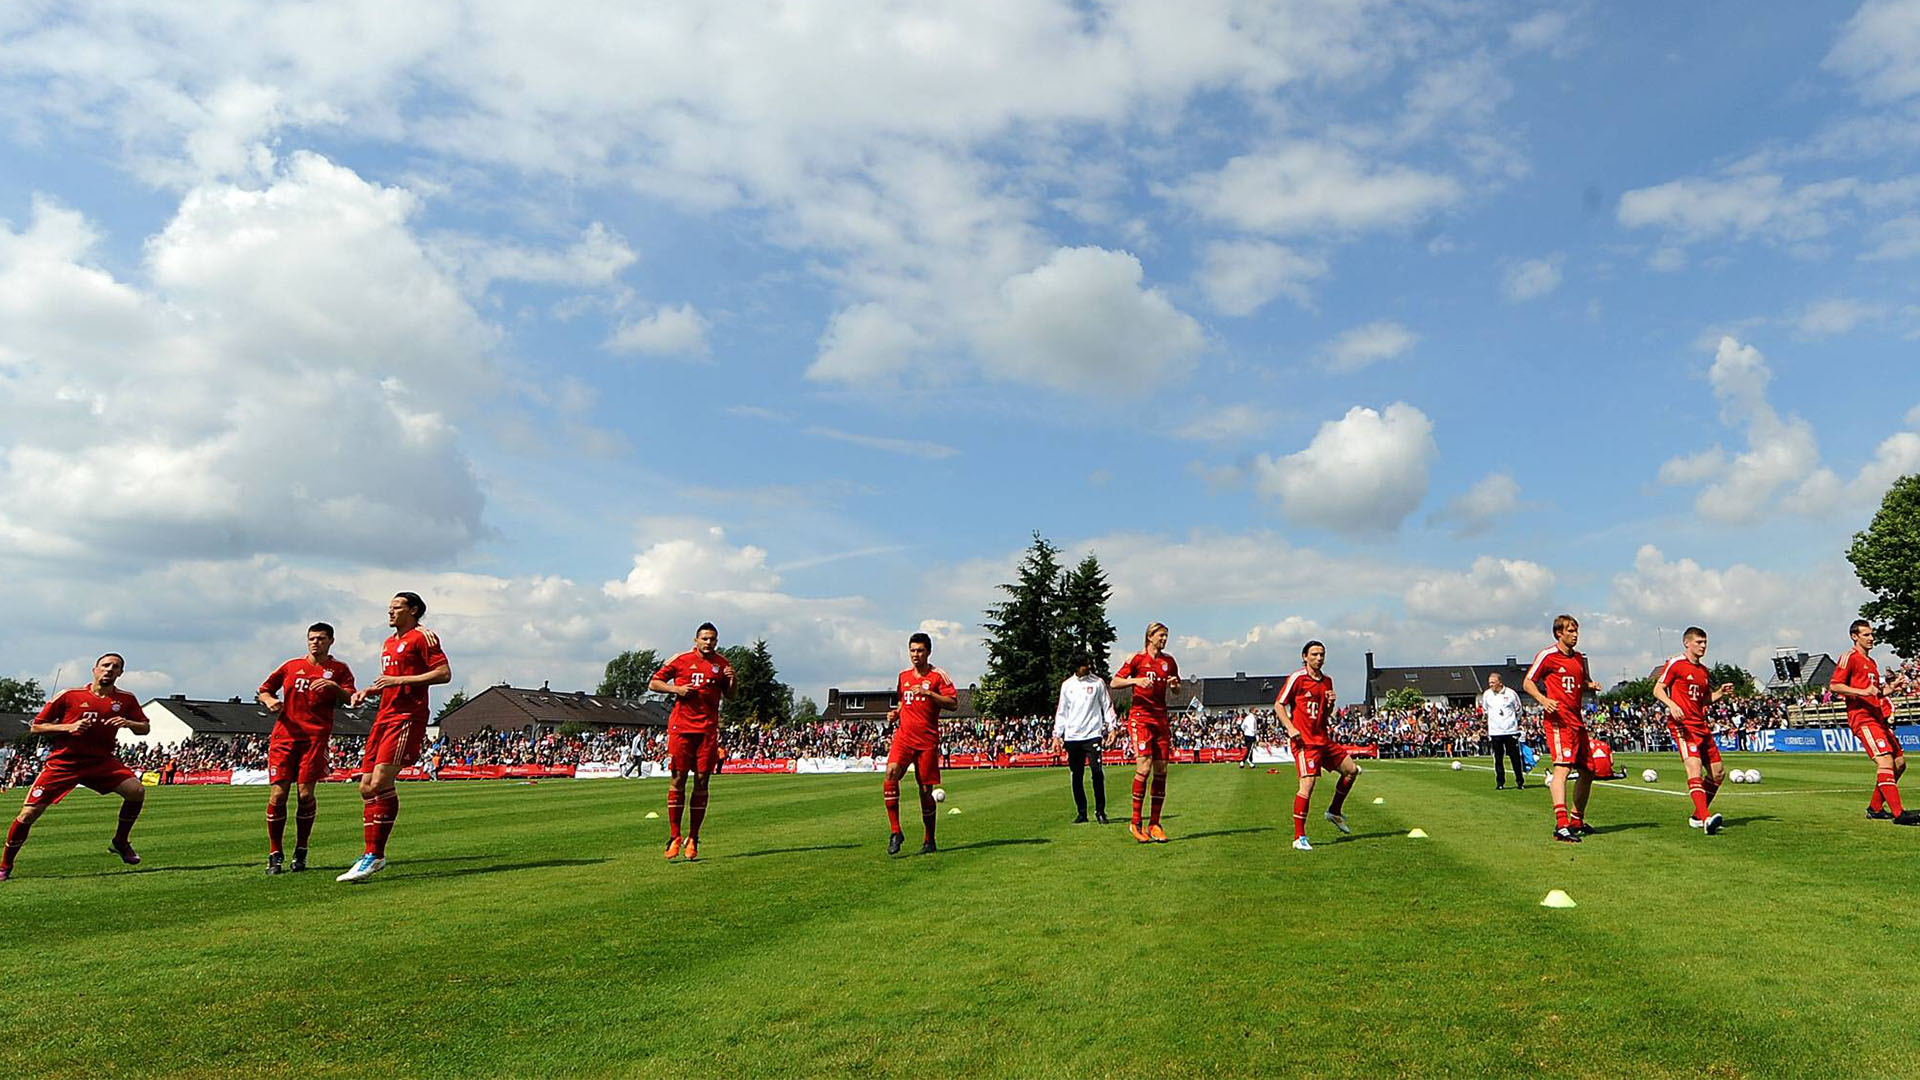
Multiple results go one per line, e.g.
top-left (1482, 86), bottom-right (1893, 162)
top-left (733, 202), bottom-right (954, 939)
top-left (668, 730), bottom-right (721, 774)
top-left (1544, 721), bottom-right (1593, 770)
top-left (362, 718), bottom-right (427, 771)
top-left (1851, 717), bottom-right (1902, 759)
top-left (1667, 723), bottom-right (1722, 767)
top-left (1292, 739), bottom-right (1349, 778)
top-left (886, 734), bottom-right (941, 784)
top-left (24, 759), bottom-right (136, 808)
top-left (1130, 719), bottom-right (1173, 760)
top-left (268, 735), bottom-right (331, 784)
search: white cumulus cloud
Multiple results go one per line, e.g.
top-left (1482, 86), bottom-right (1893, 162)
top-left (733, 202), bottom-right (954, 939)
top-left (1252, 403), bottom-right (1437, 534)
top-left (1318, 320), bottom-right (1418, 373)
top-left (973, 246), bottom-right (1205, 392)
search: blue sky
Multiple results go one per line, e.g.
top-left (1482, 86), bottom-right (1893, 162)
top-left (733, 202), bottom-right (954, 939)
top-left (1, 1), bottom-right (1915, 707)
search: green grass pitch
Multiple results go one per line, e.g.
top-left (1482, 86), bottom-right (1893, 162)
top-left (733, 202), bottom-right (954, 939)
top-left (3, 753), bottom-right (1918, 1078)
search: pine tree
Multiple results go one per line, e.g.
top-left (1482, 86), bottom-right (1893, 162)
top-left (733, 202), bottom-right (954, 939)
top-left (722, 639), bottom-right (791, 727)
top-left (1057, 553), bottom-right (1118, 680)
top-left (978, 532), bottom-right (1066, 719)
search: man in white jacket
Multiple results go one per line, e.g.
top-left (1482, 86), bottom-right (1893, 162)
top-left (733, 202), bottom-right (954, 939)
top-left (1481, 672), bottom-right (1526, 790)
top-left (1052, 655), bottom-right (1117, 823)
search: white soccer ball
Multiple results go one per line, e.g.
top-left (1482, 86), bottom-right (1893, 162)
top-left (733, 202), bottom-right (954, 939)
top-left (1451, 761), bottom-right (1463, 771)
top-left (1729, 770), bottom-right (1747, 784)
top-left (1642, 769), bottom-right (1659, 783)
top-left (931, 787), bottom-right (946, 803)
top-left (1747, 769), bottom-right (1761, 784)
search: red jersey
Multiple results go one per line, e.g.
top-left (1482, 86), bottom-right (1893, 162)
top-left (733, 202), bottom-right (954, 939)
top-left (1658, 656), bottom-right (1711, 732)
top-left (1117, 651), bottom-right (1178, 724)
top-left (375, 628), bottom-right (447, 726)
top-left (1276, 669), bottom-right (1335, 746)
top-left (894, 665), bottom-right (957, 750)
top-left (654, 650), bottom-right (734, 735)
top-left (1526, 646), bottom-right (1590, 724)
top-left (1833, 649), bottom-right (1890, 725)
top-left (259, 657), bottom-right (356, 740)
top-left (35, 687), bottom-right (146, 766)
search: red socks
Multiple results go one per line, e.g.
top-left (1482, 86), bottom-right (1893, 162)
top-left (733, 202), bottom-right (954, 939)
top-left (114, 802), bottom-right (140, 846)
top-left (1131, 774), bottom-right (1146, 825)
top-left (667, 787), bottom-right (685, 840)
top-left (884, 778), bottom-right (902, 833)
top-left (2, 818), bottom-right (29, 869)
top-left (267, 802), bottom-right (287, 854)
top-left (1329, 774), bottom-right (1354, 815)
top-left (1148, 774), bottom-right (1166, 826)
top-left (1878, 771), bottom-right (1904, 815)
top-left (294, 798), bottom-right (316, 850)
top-left (1292, 795), bottom-right (1309, 839)
top-left (1554, 802), bottom-right (1569, 829)
top-left (689, 786), bottom-right (708, 839)
top-left (919, 786), bottom-right (936, 844)
top-left (362, 790), bottom-right (398, 856)
top-left (1688, 778), bottom-right (1710, 820)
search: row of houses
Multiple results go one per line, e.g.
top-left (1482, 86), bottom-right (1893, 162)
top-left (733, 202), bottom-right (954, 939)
top-left (0, 651), bottom-right (1848, 746)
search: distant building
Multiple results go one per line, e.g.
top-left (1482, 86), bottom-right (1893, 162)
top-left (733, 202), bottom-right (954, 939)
top-left (1364, 651), bottom-right (1531, 711)
top-left (823, 685), bottom-right (982, 724)
top-left (1765, 650), bottom-right (1837, 694)
top-left (0, 712), bottom-right (30, 742)
top-left (436, 684), bottom-right (668, 741)
top-left (1188, 672), bottom-right (1291, 712)
top-left (122, 694), bottom-right (377, 746)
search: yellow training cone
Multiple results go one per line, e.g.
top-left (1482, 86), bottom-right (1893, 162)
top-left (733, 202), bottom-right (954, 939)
top-left (1406, 828), bottom-right (1428, 838)
top-left (948, 808), bottom-right (962, 815)
top-left (1372, 797), bottom-right (1385, 805)
top-left (644, 812), bottom-right (659, 819)
top-left (1540, 890), bottom-right (1577, 909)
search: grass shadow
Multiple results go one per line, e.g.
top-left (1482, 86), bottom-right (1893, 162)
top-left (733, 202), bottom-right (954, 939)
top-left (64, 861), bottom-right (255, 878)
top-left (404, 857), bottom-right (609, 880)
top-left (1722, 815), bottom-right (1778, 828)
top-left (940, 837), bottom-right (1051, 851)
top-left (1168, 827), bottom-right (1272, 843)
top-left (724, 844), bottom-right (860, 859)
top-left (1336, 830), bottom-right (1404, 842)
top-left (1585, 822), bottom-right (1659, 835)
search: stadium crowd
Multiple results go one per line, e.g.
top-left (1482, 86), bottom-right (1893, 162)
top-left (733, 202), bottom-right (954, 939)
top-left (0, 684), bottom-right (1890, 789)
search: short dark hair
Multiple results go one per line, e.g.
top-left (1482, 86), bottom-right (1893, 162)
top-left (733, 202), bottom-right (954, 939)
top-left (395, 591), bottom-right (427, 617)
top-left (1684, 626), bottom-right (1706, 641)
top-left (1072, 653), bottom-right (1093, 670)
top-left (908, 632), bottom-right (933, 650)
top-left (96, 652), bottom-right (124, 667)
top-left (308, 622), bottom-right (335, 637)
top-left (1302, 640), bottom-right (1325, 657)
top-left (1851, 619), bottom-right (1873, 637)
top-left (696, 622), bottom-right (718, 636)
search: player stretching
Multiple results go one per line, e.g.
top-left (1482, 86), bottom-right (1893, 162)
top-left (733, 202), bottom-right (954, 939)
top-left (883, 632), bottom-right (957, 855)
top-left (2, 653), bottom-right (151, 881)
top-left (1276, 641), bottom-right (1359, 851)
top-left (338, 592), bottom-right (450, 883)
top-left (649, 623), bottom-right (734, 861)
top-left (1114, 622), bottom-right (1180, 843)
top-left (1652, 627), bottom-right (1730, 835)
top-left (1832, 619), bottom-right (1919, 825)
top-left (257, 623), bottom-right (356, 873)
top-left (1523, 615), bottom-right (1603, 844)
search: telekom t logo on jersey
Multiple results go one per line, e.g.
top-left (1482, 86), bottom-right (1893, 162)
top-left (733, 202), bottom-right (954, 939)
top-left (1560, 676), bottom-right (1578, 694)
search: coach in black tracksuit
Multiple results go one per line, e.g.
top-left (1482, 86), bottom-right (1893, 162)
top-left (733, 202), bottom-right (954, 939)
top-left (1051, 657), bottom-right (1117, 823)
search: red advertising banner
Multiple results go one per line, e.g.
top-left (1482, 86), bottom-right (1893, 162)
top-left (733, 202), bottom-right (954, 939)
top-left (179, 769), bottom-right (233, 785)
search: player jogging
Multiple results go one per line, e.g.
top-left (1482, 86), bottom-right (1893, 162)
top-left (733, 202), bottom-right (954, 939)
top-left (2, 653), bottom-right (151, 881)
top-left (1831, 619), bottom-right (1919, 825)
top-left (1651, 627), bottom-right (1729, 835)
top-left (650, 623), bottom-right (734, 861)
top-left (883, 632), bottom-right (957, 855)
top-left (257, 622), bottom-right (356, 873)
top-left (1523, 615), bottom-right (1603, 844)
top-left (338, 592), bottom-right (450, 883)
top-left (1275, 640), bottom-right (1359, 851)
top-left (1113, 622), bottom-right (1180, 843)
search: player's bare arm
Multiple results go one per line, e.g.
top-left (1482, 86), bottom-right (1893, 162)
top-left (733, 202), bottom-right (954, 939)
top-left (369, 662), bottom-right (452, 693)
top-left (1275, 702), bottom-right (1299, 741)
top-left (258, 689), bottom-right (284, 714)
top-left (28, 717), bottom-right (88, 736)
top-left (649, 677), bottom-right (691, 698)
top-left (1651, 680), bottom-right (1682, 719)
top-left (1710, 683), bottom-right (1733, 703)
top-left (1522, 677), bottom-right (1553, 711)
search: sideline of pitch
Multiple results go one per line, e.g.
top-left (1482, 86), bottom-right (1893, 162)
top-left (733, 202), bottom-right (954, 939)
top-left (1408, 759), bottom-right (1856, 798)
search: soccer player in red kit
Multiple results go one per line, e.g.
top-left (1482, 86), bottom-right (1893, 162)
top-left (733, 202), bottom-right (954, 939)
top-left (1651, 626), bottom-right (1730, 835)
top-left (649, 622), bottom-right (733, 861)
top-left (2, 653), bottom-right (151, 881)
top-left (1831, 619), bottom-right (1919, 824)
top-left (257, 622), bottom-right (356, 873)
top-left (883, 632), bottom-right (957, 855)
top-left (1275, 641), bottom-right (1359, 851)
top-left (1113, 622), bottom-right (1180, 843)
top-left (338, 592), bottom-right (450, 883)
top-left (1523, 615), bottom-right (1603, 843)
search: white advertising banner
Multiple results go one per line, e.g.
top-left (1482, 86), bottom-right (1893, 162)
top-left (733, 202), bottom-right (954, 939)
top-left (229, 768), bottom-right (270, 786)
top-left (1248, 743), bottom-right (1294, 764)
